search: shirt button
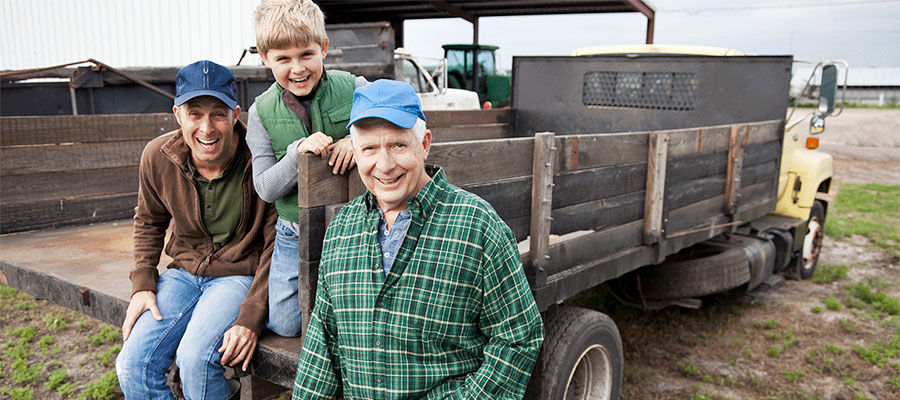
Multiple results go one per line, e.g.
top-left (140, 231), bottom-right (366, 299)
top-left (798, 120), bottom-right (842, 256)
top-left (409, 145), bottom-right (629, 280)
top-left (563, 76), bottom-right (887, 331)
top-left (376, 377), bottom-right (383, 384)
top-left (384, 252), bottom-right (390, 258)
top-left (375, 340), bottom-right (381, 347)
top-left (207, 186), bottom-right (212, 192)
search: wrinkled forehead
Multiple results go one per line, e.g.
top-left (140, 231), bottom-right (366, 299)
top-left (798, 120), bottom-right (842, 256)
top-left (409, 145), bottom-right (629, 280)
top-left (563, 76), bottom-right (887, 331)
top-left (352, 118), bottom-right (416, 141)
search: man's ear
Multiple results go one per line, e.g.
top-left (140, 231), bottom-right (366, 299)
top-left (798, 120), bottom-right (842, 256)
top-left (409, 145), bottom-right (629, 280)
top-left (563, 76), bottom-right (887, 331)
top-left (260, 52), bottom-right (271, 68)
top-left (232, 106), bottom-right (242, 124)
top-left (321, 38), bottom-right (329, 58)
top-left (172, 105), bottom-right (182, 126)
top-left (421, 130), bottom-right (432, 159)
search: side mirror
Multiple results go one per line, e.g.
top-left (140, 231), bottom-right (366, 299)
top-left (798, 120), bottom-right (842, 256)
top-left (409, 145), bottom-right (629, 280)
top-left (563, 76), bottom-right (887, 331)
top-left (818, 64), bottom-right (838, 117)
top-left (810, 115), bottom-right (825, 134)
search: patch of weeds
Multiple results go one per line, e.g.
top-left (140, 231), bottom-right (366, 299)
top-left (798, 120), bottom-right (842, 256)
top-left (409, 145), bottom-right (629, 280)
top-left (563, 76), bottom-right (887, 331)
top-left (730, 338), bottom-right (742, 347)
top-left (0, 284), bottom-right (17, 297)
top-left (852, 334), bottom-right (900, 367)
top-left (841, 319), bottom-right (857, 333)
top-left (845, 295), bottom-right (868, 310)
top-left (811, 305), bottom-right (824, 313)
top-left (825, 183), bottom-right (900, 257)
top-left (733, 307), bottom-right (745, 316)
top-left (57, 382), bottom-right (75, 397)
top-left (855, 393), bottom-right (869, 400)
top-left (743, 346), bottom-right (754, 358)
top-left (814, 264), bottom-right (850, 284)
top-left (844, 376), bottom-right (860, 390)
top-left (77, 370), bottom-right (120, 400)
top-left (8, 387), bottom-right (34, 400)
top-left (826, 344), bottom-right (844, 354)
top-left (890, 375), bottom-right (900, 389)
top-left (783, 368), bottom-right (804, 383)
top-left (807, 348), bottom-right (820, 364)
top-left (690, 391), bottom-right (713, 400)
top-left (77, 318), bottom-right (88, 332)
top-left (764, 331), bottom-right (781, 340)
top-left (783, 329), bottom-right (797, 348)
top-left (849, 282), bottom-right (900, 315)
top-left (38, 335), bottom-right (55, 350)
top-left (755, 318), bottom-right (779, 329)
top-left (12, 359), bottom-right (43, 385)
top-left (47, 367), bottom-right (69, 390)
top-left (88, 325), bottom-right (120, 346)
top-left (96, 344), bottom-right (122, 366)
top-left (16, 301), bottom-right (35, 310)
top-left (44, 313), bottom-right (69, 330)
top-left (679, 359), bottom-right (701, 377)
top-left (7, 325), bottom-right (36, 344)
top-left (824, 296), bottom-right (844, 311)
top-left (767, 345), bottom-right (782, 358)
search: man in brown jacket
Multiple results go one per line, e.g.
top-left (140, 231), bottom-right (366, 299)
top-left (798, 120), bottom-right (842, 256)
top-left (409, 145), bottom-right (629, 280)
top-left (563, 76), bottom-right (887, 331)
top-left (115, 60), bottom-right (276, 400)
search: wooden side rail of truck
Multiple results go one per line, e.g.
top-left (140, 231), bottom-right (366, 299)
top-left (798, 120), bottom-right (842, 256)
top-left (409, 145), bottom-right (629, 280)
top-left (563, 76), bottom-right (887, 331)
top-left (2, 54), bottom-right (829, 399)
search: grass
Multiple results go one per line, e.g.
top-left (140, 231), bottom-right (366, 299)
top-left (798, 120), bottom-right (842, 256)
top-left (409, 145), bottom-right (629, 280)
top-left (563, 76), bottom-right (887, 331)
top-left (848, 283), bottom-right (900, 315)
top-left (825, 183), bottom-right (900, 257)
top-left (814, 264), bottom-right (850, 284)
top-left (77, 370), bottom-right (119, 400)
top-left (88, 325), bottom-right (120, 346)
top-left (824, 296), bottom-right (844, 311)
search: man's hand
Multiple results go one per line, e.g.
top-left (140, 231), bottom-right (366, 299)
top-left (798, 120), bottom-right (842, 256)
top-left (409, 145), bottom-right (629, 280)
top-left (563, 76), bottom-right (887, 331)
top-left (298, 132), bottom-right (333, 158)
top-left (328, 137), bottom-right (356, 175)
top-left (219, 325), bottom-right (258, 371)
top-left (121, 290), bottom-right (162, 341)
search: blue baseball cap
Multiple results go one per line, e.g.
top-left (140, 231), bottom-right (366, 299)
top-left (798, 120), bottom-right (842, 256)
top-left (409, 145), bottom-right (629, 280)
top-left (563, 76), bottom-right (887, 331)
top-left (174, 60), bottom-right (238, 110)
top-left (347, 79), bottom-right (426, 129)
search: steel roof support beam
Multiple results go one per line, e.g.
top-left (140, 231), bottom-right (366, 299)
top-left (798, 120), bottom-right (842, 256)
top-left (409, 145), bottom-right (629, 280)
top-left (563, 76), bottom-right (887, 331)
top-left (622, 0), bottom-right (655, 44)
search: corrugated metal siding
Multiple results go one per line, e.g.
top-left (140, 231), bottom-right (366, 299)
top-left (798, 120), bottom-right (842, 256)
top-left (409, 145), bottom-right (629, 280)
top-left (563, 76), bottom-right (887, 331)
top-left (1, 0), bottom-right (261, 70)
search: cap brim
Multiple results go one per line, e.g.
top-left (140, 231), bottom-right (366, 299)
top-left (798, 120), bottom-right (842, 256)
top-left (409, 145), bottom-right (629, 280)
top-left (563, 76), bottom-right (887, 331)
top-left (347, 106), bottom-right (419, 129)
top-left (174, 89), bottom-right (238, 110)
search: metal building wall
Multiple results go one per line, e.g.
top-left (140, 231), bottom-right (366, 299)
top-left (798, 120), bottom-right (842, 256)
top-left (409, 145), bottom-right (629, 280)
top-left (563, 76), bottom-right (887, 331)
top-left (1, 0), bottom-right (260, 70)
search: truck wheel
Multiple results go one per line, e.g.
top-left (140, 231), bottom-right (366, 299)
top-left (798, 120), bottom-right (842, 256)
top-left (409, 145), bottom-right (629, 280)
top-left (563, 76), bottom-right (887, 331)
top-left (537, 307), bottom-right (622, 400)
top-left (621, 243), bottom-right (750, 300)
top-left (794, 200), bottom-right (825, 280)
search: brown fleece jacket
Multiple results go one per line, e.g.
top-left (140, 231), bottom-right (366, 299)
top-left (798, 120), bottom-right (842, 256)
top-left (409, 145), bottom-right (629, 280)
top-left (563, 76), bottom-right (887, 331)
top-left (131, 123), bottom-right (276, 335)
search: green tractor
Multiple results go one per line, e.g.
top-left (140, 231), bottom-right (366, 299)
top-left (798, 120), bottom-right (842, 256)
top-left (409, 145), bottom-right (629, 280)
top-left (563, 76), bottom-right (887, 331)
top-left (442, 44), bottom-right (512, 107)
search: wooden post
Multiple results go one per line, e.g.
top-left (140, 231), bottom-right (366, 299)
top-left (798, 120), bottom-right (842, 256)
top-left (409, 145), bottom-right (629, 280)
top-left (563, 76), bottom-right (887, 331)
top-left (643, 132), bottom-right (668, 244)
top-left (529, 132), bottom-right (555, 287)
top-left (725, 125), bottom-right (745, 215)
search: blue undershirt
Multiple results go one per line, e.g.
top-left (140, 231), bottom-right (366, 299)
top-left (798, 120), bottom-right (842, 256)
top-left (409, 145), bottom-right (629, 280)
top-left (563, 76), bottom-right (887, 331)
top-left (377, 209), bottom-right (412, 276)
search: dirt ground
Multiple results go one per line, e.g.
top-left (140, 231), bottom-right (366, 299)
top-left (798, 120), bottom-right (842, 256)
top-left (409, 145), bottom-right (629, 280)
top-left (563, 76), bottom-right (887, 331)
top-left (1, 108), bottom-right (898, 400)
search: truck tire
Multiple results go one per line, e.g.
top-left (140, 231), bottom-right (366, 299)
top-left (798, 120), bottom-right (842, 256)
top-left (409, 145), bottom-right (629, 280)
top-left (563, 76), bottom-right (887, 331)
top-left (536, 307), bottom-right (623, 400)
top-left (792, 200), bottom-right (825, 280)
top-left (625, 243), bottom-right (750, 300)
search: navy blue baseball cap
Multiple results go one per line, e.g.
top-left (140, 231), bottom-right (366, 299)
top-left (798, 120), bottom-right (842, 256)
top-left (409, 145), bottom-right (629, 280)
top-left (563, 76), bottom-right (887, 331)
top-left (347, 79), bottom-right (426, 129)
top-left (174, 60), bottom-right (238, 110)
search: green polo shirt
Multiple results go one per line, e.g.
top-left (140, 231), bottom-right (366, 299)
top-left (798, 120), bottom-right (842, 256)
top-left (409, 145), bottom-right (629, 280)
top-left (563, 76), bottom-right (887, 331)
top-left (189, 152), bottom-right (244, 251)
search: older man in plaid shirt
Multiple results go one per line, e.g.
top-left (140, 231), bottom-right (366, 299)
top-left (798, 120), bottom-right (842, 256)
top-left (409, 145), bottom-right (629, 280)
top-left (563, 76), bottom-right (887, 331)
top-left (292, 79), bottom-right (544, 399)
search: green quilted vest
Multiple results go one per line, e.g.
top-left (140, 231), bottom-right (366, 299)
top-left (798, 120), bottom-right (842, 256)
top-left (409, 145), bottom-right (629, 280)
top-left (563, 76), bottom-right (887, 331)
top-left (256, 70), bottom-right (355, 222)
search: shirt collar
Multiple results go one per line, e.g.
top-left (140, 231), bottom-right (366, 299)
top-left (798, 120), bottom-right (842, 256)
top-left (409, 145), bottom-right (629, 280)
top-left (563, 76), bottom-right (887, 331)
top-left (364, 164), bottom-right (445, 219)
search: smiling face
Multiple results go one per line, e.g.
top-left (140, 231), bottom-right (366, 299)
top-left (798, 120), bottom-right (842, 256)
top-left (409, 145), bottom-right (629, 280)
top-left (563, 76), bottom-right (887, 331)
top-left (352, 118), bottom-right (432, 215)
top-left (261, 40), bottom-right (328, 98)
top-left (173, 96), bottom-right (241, 173)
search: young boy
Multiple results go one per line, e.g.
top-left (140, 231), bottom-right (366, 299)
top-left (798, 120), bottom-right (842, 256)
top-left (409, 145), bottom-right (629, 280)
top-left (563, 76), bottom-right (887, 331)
top-left (247, 0), bottom-right (367, 337)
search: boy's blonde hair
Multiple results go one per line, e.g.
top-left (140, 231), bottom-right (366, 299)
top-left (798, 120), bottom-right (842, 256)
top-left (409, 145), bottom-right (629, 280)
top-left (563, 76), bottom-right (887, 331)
top-left (254, 0), bottom-right (327, 55)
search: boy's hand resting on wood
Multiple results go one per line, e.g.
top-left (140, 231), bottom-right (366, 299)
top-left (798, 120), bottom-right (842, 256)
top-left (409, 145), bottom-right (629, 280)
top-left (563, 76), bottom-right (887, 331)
top-left (298, 132), bottom-right (333, 158)
top-left (328, 137), bottom-right (356, 175)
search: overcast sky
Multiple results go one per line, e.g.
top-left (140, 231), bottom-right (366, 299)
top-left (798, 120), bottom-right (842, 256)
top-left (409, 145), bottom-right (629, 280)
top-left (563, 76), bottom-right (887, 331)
top-left (1, 0), bottom-right (898, 71)
top-left (404, 0), bottom-right (900, 70)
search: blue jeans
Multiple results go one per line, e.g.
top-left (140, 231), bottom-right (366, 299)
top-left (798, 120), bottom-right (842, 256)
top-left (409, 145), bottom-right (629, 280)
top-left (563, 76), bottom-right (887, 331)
top-left (115, 268), bottom-right (252, 400)
top-left (266, 217), bottom-right (302, 337)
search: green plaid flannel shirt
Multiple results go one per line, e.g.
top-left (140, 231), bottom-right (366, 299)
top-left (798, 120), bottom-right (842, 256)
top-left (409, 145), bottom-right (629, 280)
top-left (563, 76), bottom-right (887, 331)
top-left (293, 165), bottom-right (544, 400)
